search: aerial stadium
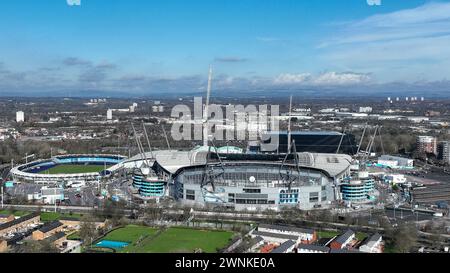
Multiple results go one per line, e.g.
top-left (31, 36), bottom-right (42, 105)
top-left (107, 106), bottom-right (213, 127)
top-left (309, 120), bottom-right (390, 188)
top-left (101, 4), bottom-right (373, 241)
top-left (10, 154), bottom-right (126, 185)
top-left (118, 146), bottom-right (353, 211)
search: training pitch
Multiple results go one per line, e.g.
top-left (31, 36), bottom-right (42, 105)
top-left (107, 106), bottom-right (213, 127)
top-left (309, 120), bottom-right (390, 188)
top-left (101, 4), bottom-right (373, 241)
top-left (96, 225), bottom-right (235, 253)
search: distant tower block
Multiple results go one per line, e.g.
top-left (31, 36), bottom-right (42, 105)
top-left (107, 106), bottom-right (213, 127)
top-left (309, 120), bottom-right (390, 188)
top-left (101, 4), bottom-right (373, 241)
top-left (421, 97), bottom-right (425, 101)
top-left (16, 111), bottom-right (25, 122)
top-left (387, 97), bottom-right (391, 102)
top-left (405, 97), bottom-right (409, 101)
top-left (107, 109), bottom-right (113, 120)
top-left (396, 97), bottom-right (400, 101)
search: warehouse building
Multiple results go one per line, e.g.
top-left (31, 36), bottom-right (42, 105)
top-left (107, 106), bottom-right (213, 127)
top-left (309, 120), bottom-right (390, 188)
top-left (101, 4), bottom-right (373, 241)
top-left (377, 155), bottom-right (414, 169)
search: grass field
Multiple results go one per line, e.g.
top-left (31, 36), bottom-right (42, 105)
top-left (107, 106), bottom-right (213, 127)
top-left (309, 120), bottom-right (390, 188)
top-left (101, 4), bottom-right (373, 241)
top-left (40, 212), bottom-right (84, 222)
top-left (38, 164), bottom-right (107, 174)
top-left (125, 227), bottom-right (234, 253)
top-left (102, 225), bottom-right (159, 243)
top-left (0, 210), bottom-right (29, 216)
top-left (95, 225), bottom-right (235, 253)
top-left (317, 230), bottom-right (340, 239)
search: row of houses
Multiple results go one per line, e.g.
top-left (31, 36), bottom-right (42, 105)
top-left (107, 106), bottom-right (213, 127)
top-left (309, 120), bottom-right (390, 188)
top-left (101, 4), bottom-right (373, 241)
top-left (1, 212), bottom-right (106, 253)
top-left (249, 224), bottom-right (383, 254)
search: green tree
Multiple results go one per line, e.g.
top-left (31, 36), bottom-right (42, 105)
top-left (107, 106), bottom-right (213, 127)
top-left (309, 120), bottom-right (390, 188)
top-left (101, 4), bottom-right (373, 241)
top-left (79, 215), bottom-right (98, 246)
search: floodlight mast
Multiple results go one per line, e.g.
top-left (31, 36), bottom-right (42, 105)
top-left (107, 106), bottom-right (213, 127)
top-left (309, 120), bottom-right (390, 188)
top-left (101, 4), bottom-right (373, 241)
top-left (287, 95), bottom-right (293, 153)
top-left (203, 66), bottom-right (213, 147)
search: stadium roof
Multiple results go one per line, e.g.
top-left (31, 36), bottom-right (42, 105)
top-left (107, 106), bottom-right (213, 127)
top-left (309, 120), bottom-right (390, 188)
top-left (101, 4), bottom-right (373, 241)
top-left (265, 131), bottom-right (344, 136)
top-left (124, 150), bottom-right (352, 178)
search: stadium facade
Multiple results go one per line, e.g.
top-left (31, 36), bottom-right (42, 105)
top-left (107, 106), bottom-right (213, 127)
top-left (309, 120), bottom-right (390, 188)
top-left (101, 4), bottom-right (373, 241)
top-left (119, 148), bottom-right (353, 210)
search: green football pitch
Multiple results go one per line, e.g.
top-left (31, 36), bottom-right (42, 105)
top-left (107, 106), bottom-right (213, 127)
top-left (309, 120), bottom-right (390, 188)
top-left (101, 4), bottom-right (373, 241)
top-left (38, 164), bottom-right (107, 174)
top-left (95, 225), bottom-right (235, 253)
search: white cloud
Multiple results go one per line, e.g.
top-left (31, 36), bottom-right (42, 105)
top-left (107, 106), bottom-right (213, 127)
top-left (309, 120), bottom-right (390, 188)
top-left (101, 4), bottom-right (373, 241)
top-left (274, 73), bottom-right (311, 84)
top-left (273, 72), bottom-right (370, 86)
top-left (313, 72), bottom-right (371, 85)
top-left (319, 2), bottom-right (450, 82)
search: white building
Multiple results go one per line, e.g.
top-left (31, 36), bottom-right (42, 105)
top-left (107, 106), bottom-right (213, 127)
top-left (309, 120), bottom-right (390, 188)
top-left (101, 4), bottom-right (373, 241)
top-left (378, 155), bottom-right (414, 168)
top-left (384, 174), bottom-right (407, 184)
top-left (359, 234), bottom-right (382, 253)
top-left (107, 109), bottom-right (113, 120)
top-left (359, 107), bottom-right (373, 113)
top-left (27, 187), bottom-right (64, 204)
top-left (16, 111), bottom-right (25, 122)
top-left (257, 224), bottom-right (316, 242)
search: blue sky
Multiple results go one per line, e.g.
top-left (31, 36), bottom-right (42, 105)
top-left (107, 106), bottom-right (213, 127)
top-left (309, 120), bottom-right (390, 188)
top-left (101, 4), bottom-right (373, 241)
top-left (1, 0), bottom-right (449, 96)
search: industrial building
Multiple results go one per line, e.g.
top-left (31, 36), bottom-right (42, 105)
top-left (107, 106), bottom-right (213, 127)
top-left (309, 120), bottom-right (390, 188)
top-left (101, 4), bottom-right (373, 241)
top-left (377, 155), bottom-right (414, 169)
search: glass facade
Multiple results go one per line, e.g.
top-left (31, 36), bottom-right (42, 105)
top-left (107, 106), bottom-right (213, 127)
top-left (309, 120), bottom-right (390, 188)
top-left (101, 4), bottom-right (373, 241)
top-left (340, 178), bottom-right (375, 201)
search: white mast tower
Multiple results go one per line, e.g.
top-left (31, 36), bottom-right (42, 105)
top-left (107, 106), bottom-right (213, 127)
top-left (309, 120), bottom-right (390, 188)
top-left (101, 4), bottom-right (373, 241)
top-left (203, 66), bottom-right (213, 147)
